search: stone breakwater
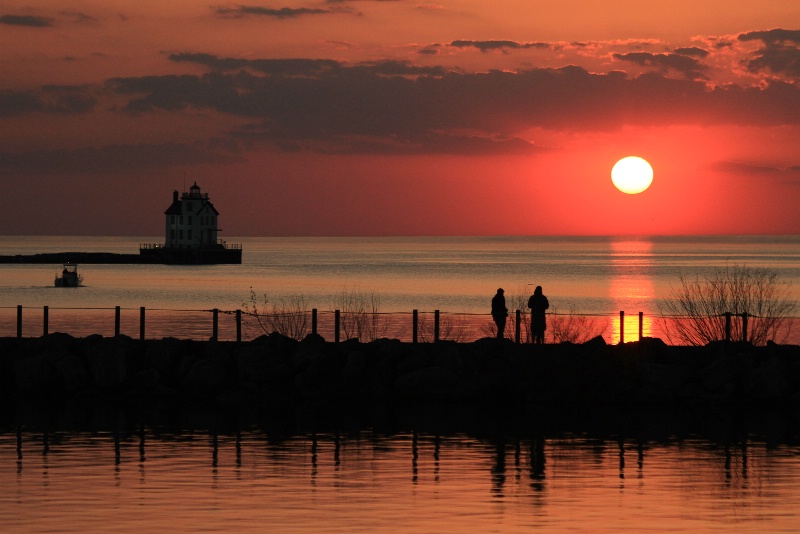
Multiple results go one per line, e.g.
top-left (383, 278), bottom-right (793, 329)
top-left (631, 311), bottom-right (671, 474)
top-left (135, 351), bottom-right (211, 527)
top-left (2, 333), bottom-right (800, 406)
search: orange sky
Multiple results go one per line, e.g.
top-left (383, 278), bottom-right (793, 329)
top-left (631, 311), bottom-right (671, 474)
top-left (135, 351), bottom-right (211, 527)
top-left (1, 1), bottom-right (799, 236)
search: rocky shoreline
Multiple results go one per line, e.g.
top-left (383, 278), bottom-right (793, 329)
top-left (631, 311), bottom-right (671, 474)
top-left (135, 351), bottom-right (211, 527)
top-left (3, 333), bottom-right (800, 408)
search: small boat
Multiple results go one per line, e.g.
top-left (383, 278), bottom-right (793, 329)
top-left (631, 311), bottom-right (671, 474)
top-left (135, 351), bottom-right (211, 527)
top-left (55, 263), bottom-right (83, 287)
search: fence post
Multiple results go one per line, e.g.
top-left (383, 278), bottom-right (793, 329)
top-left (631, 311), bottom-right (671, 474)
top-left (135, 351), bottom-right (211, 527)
top-left (115, 306), bottom-right (121, 337)
top-left (212, 308), bottom-right (219, 341)
top-left (515, 309), bottom-right (521, 343)
top-left (312, 308), bottom-right (318, 335)
top-left (139, 306), bottom-right (145, 341)
top-left (335, 310), bottom-right (340, 343)
top-left (638, 312), bottom-right (643, 341)
top-left (434, 310), bottom-right (440, 343)
top-left (43, 306), bottom-right (48, 336)
top-left (412, 310), bottom-right (418, 344)
top-left (725, 312), bottom-right (732, 341)
top-left (17, 305), bottom-right (22, 339)
top-left (619, 311), bottom-right (625, 344)
top-left (236, 310), bottom-right (242, 343)
top-left (741, 312), bottom-right (748, 343)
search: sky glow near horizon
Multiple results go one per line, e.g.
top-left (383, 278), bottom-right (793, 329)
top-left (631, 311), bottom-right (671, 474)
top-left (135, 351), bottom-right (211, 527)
top-left (1, 1), bottom-right (799, 236)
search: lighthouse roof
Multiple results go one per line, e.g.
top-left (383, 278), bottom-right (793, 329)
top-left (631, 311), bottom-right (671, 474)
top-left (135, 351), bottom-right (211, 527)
top-left (165, 190), bottom-right (182, 215)
top-left (198, 200), bottom-right (220, 216)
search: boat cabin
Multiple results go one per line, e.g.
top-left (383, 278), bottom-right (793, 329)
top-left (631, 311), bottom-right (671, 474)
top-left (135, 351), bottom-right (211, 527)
top-left (55, 263), bottom-right (82, 287)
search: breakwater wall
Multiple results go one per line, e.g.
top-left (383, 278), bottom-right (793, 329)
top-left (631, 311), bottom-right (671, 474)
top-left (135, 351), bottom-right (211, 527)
top-left (3, 333), bottom-right (800, 407)
top-left (0, 252), bottom-right (157, 264)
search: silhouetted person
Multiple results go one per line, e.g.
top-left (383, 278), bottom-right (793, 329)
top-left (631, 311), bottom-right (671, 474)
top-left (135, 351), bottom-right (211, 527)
top-left (491, 288), bottom-right (508, 339)
top-left (527, 285), bottom-right (549, 344)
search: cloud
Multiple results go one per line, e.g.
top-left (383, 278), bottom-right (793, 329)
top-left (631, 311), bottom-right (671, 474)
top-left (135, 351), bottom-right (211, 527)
top-left (168, 53), bottom-right (446, 76)
top-left (100, 55), bottom-right (800, 157)
top-left (738, 28), bottom-right (800, 78)
top-left (212, 6), bottom-right (335, 18)
top-left (0, 142), bottom-right (242, 175)
top-left (710, 160), bottom-right (800, 185)
top-left (8, 35), bottom-right (800, 163)
top-left (449, 40), bottom-right (551, 52)
top-left (673, 47), bottom-right (709, 58)
top-left (612, 52), bottom-right (708, 80)
top-left (0, 91), bottom-right (41, 117)
top-left (169, 53), bottom-right (342, 75)
top-left (60, 10), bottom-right (99, 24)
top-left (0, 86), bottom-right (96, 117)
top-left (738, 29), bottom-right (800, 45)
top-left (710, 161), bottom-right (782, 174)
top-left (0, 14), bottom-right (53, 27)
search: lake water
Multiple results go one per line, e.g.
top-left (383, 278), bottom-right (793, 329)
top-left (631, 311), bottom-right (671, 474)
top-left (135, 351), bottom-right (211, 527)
top-left (1, 235), bottom-right (798, 343)
top-left (3, 235), bottom-right (800, 531)
top-left (3, 401), bottom-right (800, 532)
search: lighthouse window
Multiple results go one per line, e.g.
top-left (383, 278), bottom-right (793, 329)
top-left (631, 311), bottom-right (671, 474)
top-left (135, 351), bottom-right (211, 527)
top-left (179, 230), bottom-right (183, 239)
top-left (187, 202), bottom-right (192, 210)
top-left (188, 216), bottom-right (192, 225)
top-left (179, 216), bottom-right (183, 225)
top-left (188, 230), bottom-right (192, 240)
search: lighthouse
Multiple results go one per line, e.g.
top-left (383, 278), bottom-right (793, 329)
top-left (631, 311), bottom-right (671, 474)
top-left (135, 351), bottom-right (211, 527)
top-left (164, 182), bottom-right (220, 247)
top-left (140, 183), bottom-right (242, 264)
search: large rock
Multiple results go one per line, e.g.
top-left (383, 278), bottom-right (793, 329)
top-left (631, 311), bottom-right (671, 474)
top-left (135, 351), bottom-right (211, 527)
top-left (83, 337), bottom-right (129, 388)
top-left (395, 366), bottom-right (463, 400)
top-left (182, 356), bottom-right (229, 396)
top-left (745, 356), bottom-right (789, 399)
top-left (340, 350), bottom-right (368, 389)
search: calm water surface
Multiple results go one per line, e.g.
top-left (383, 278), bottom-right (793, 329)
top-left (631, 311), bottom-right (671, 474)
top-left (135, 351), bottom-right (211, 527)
top-left (1, 235), bottom-right (798, 342)
top-left (2, 402), bottom-right (800, 533)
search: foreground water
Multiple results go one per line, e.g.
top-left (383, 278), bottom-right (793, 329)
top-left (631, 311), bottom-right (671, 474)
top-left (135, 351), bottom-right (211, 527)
top-left (1, 235), bottom-right (799, 342)
top-left (3, 401), bottom-right (800, 533)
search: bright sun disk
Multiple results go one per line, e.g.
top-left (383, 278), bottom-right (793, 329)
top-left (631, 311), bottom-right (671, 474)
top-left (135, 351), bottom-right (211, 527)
top-left (611, 156), bottom-right (653, 194)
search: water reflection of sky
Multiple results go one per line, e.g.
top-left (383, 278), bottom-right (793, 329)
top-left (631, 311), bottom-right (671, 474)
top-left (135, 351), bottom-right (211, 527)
top-left (1, 236), bottom-right (797, 341)
top-left (5, 416), bottom-right (800, 533)
top-left (609, 239), bottom-right (656, 343)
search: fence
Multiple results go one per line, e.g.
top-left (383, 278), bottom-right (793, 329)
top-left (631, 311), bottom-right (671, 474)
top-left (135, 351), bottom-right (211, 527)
top-left (2, 305), bottom-right (796, 345)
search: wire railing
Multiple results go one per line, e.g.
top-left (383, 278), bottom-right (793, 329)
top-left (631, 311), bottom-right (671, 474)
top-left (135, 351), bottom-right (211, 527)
top-left (1, 305), bottom-right (798, 345)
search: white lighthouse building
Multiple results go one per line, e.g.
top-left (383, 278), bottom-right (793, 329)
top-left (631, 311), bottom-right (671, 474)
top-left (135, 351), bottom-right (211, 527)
top-left (140, 182), bottom-right (242, 264)
top-left (164, 182), bottom-right (219, 247)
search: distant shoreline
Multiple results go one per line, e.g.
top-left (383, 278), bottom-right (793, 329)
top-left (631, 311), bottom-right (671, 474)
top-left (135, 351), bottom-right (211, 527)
top-left (0, 252), bottom-right (158, 264)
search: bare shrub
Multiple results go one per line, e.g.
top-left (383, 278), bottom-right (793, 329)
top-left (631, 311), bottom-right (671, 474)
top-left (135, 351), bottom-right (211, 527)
top-left (241, 288), bottom-right (311, 340)
top-left (549, 305), bottom-right (609, 344)
top-left (658, 264), bottom-right (796, 346)
top-left (418, 312), bottom-right (470, 342)
top-left (332, 286), bottom-right (389, 341)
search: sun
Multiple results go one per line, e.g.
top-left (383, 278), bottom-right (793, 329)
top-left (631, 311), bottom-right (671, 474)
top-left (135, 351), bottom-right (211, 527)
top-left (611, 156), bottom-right (653, 194)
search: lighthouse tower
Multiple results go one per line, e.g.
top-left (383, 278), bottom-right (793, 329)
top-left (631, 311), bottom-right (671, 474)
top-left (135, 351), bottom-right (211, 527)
top-left (164, 182), bottom-right (219, 247)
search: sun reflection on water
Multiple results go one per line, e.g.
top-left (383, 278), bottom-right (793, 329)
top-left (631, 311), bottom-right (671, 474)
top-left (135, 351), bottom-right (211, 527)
top-left (609, 239), bottom-right (656, 344)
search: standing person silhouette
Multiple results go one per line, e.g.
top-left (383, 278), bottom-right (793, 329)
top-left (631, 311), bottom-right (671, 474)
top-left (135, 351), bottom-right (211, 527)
top-left (491, 288), bottom-right (508, 339)
top-left (527, 285), bottom-right (549, 344)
